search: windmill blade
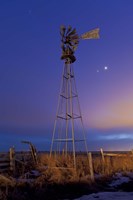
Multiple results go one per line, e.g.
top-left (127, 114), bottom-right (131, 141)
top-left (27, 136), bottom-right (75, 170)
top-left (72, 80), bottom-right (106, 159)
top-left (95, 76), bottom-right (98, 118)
top-left (60, 25), bottom-right (66, 32)
top-left (60, 25), bottom-right (66, 37)
top-left (71, 38), bottom-right (79, 45)
top-left (81, 28), bottom-right (100, 40)
top-left (67, 28), bottom-right (76, 37)
top-left (61, 43), bottom-right (65, 51)
top-left (66, 25), bottom-right (72, 35)
top-left (72, 45), bottom-right (78, 51)
top-left (69, 34), bottom-right (79, 40)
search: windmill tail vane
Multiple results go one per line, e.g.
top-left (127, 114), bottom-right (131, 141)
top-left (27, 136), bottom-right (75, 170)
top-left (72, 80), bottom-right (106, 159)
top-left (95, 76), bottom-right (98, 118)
top-left (80, 28), bottom-right (100, 40)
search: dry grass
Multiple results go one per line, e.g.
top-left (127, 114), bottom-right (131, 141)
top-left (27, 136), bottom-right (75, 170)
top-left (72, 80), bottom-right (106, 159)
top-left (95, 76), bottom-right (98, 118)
top-left (92, 153), bottom-right (133, 175)
top-left (37, 152), bottom-right (133, 184)
top-left (1, 152), bottom-right (133, 200)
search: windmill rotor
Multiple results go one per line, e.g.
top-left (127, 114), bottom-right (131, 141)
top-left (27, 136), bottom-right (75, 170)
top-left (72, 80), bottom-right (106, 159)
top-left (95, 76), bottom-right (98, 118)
top-left (60, 25), bottom-right (100, 63)
top-left (60, 25), bottom-right (79, 63)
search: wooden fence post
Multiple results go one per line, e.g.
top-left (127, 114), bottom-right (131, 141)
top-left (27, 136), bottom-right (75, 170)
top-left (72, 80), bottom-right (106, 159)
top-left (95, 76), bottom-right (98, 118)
top-left (100, 148), bottom-right (105, 163)
top-left (9, 147), bottom-right (15, 172)
top-left (88, 152), bottom-right (94, 182)
top-left (100, 148), bottom-right (105, 174)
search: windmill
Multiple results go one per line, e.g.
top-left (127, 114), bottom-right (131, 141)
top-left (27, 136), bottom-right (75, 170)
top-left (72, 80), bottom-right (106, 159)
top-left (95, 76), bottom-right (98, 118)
top-left (50, 25), bottom-right (99, 168)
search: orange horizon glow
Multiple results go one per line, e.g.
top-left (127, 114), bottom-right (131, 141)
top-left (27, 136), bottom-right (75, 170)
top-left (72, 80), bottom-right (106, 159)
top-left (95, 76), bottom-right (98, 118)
top-left (84, 90), bottom-right (133, 129)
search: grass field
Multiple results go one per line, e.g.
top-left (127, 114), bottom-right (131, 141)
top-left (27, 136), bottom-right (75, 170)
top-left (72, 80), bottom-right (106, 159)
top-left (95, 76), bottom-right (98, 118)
top-left (0, 151), bottom-right (133, 200)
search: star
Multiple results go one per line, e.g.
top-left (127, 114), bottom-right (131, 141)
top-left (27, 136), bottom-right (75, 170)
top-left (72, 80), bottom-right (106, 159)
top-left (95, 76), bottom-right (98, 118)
top-left (104, 66), bottom-right (108, 70)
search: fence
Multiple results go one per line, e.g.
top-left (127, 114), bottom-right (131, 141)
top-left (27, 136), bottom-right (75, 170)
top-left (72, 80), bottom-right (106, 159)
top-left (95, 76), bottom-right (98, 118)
top-left (0, 142), bottom-right (38, 174)
top-left (0, 148), bottom-right (15, 173)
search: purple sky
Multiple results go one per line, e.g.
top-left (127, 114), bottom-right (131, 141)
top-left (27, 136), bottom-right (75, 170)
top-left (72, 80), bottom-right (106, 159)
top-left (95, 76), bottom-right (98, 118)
top-left (1, 0), bottom-right (133, 151)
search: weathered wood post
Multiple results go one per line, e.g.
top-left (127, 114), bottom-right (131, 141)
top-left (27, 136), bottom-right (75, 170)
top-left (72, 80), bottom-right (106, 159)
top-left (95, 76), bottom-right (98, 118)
top-left (9, 147), bottom-right (15, 172)
top-left (88, 152), bottom-right (94, 182)
top-left (21, 141), bottom-right (38, 165)
top-left (100, 148), bottom-right (105, 174)
top-left (29, 143), bottom-right (38, 165)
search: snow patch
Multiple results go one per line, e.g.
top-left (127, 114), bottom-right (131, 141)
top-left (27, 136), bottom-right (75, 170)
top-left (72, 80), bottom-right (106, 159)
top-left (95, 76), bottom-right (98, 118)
top-left (73, 192), bottom-right (133, 200)
top-left (109, 173), bottom-right (130, 187)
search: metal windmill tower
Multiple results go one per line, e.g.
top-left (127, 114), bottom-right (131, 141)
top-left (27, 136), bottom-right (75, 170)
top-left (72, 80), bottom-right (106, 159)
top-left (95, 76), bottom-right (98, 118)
top-left (50, 25), bottom-right (99, 168)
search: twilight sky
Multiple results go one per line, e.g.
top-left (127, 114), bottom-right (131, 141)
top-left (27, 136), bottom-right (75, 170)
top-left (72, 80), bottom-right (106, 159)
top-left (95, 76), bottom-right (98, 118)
top-left (0, 0), bottom-right (133, 151)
